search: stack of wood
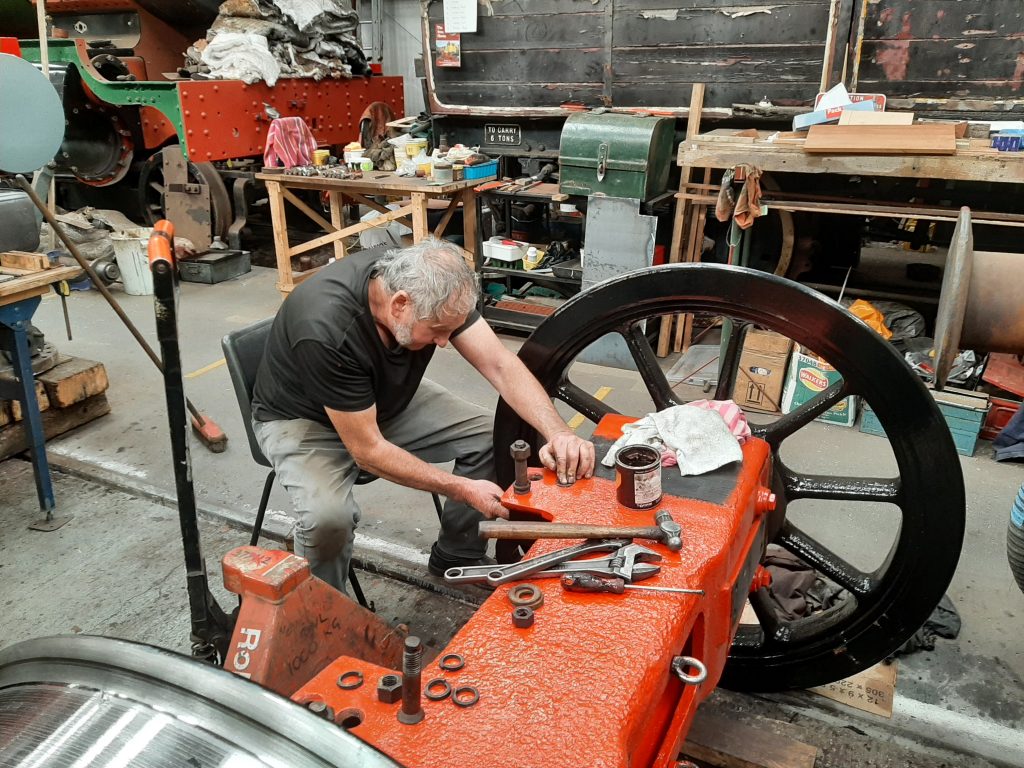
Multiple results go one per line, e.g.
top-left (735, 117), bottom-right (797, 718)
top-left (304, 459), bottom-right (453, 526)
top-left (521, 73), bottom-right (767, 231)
top-left (0, 356), bottom-right (111, 462)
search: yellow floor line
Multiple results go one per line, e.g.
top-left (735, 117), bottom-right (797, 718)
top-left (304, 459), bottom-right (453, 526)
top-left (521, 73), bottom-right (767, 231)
top-left (185, 357), bottom-right (226, 379)
top-left (567, 386), bottom-right (613, 431)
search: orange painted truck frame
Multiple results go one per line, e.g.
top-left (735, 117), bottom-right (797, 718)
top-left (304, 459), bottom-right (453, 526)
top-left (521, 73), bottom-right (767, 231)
top-left (222, 414), bottom-right (776, 767)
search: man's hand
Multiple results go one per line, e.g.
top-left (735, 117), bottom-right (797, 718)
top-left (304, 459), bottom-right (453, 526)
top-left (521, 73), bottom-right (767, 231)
top-left (459, 478), bottom-right (510, 519)
top-left (539, 431), bottom-right (596, 485)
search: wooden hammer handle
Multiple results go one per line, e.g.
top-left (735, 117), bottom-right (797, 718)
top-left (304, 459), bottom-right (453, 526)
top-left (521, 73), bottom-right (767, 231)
top-left (478, 521), bottom-right (662, 541)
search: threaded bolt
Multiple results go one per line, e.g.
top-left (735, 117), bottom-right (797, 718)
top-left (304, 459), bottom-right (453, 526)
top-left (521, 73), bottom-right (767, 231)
top-left (397, 636), bottom-right (424, 725)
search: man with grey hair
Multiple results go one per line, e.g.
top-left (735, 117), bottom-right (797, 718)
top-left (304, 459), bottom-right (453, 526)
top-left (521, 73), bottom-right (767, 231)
top-left (251, 238), bottom-right (595, 591)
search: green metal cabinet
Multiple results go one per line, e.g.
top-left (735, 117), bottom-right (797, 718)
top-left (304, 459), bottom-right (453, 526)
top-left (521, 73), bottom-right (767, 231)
top-left (558, 112), bottom-right (675, 200)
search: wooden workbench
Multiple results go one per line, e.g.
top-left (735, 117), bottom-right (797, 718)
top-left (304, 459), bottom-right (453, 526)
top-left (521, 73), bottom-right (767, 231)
top-left (679, 129), bottom-right (1024, 184)
top-left (255, 170), bottom-right (494, 295)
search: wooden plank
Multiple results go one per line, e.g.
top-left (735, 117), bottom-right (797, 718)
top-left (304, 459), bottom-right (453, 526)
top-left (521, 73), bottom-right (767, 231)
top-left (657, 82), bottom-right (705, 358)
top-left (254, 173), bottom-right (486, 198)
top-left (432, 196), bottom-right (460, 240)
top-left (410, 192), bottom-right (429, 243)
top-left (803, 124), bottom-right (956, 155)
top-left (0, 265), bottom-right (82, 301)
top-left (613, 45), bottom-right (822, 83)
top-left (680, 139), bottom-right (1024, 183)
top-left (461, 188), bottom-right (480, 260)
top-left (1, 251), bottom-right (50, 271)
top-left (838, 110), bottom-right (914, 126)
top-left (810, 661), bottom-right (897, 718)
top-left (0, 393), bottom-right (110, 462)
top-left (7, 381), bottom-right (49, 422)
top-left (328, 190), bottom-right (347, 262)
top-left (36, 357), bottom-right (109, 409)
top-left (282, 187), bottom-right (337, 233)
top-left (0, 401), bottom-right (11, 428)
top-left (265, 180), bottom-right (294, 296)
top-left (432, 47), bottom-right (605, 84)
top-left (682, 710), bottom-right (819, 768)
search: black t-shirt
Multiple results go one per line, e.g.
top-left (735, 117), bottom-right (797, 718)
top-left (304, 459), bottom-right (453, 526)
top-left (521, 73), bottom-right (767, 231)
top-left (251, 250), bottom-right (478, 426)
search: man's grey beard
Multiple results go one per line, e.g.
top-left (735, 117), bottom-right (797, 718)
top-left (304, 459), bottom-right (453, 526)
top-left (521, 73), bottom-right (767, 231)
top-left (394, 320), bottom-right (414, 347)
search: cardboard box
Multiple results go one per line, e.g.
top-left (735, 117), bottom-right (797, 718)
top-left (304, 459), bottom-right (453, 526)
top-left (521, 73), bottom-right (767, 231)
top-left (732, 329), bottom-right (793, 413)
top-left (781, 348), bottom-right (859, 427)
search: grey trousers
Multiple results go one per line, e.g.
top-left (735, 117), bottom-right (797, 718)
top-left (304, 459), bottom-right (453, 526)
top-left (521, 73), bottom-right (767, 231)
top-left (252, 379), bottom-right (494, 592)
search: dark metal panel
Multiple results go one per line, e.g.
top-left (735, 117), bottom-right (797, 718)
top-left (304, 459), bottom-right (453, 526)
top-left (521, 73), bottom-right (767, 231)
top-left (430, 11), bottom-right (606, 50)
top-left (433, 48), bottom-right (604, 83)
top-left (865, 0), bottom-right (1024, 39)
top-left (859, 79), bottom-right (1024, 100)
top-left (613, 81), bottom-right (819, 108)
top-left (859, 38), bottom-right (1024, 87)
top-left (613, 4), bottom-right (832, 47)
top-left (432, 82), bottom-right (604, 107)
top-left (428, 0), bottom-right (602, 18)
top-left (614, 0), bottom-right (829, 8)
top-left (613, 45), bottom-right (824, 83)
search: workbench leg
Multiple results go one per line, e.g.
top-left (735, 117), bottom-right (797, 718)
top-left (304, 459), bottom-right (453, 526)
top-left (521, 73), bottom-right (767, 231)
top-left (265, 181), bottom-right (293, 296)
top-left (461, 189), bottom-right (479, 264)
top-left (328, 190), bottom-right (347, 262)
top-left (411, 192), bottom-right (429, 243)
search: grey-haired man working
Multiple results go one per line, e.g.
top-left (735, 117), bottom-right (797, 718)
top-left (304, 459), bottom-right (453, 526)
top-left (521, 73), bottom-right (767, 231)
top-left (251, 238), bottom-right (595, 591)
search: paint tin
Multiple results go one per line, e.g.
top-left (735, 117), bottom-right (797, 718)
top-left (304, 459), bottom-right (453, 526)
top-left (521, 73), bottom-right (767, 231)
top-left (614, 445), bottom-right (662, 509)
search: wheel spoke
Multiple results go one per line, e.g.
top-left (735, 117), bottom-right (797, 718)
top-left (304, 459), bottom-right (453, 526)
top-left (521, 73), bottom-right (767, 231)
top-left (713, 319), bottom-right (750, 401)
top-left (754, 380), bottom-right (849, 447)
top-left (149, 181), bottom-right (164, 195)
top-left (776, 521), bottom-right (877, 596)
top-left (555, 378), bottom-right (620, 424)
top-left (781, 464), bottom-right (901, 503)
top-left (618, 322), bottom-right (680, 410)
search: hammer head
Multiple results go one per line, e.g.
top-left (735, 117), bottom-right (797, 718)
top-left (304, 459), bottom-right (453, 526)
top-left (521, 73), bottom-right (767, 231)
top-left (654, 509), bottom-right (683, 551)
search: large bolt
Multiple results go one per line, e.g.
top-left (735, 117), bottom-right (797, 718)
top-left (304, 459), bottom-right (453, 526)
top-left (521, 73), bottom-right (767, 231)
top-left (511, 440), bottom-right (531, 495)
top-left (397, 636), bottom-right (424, 725)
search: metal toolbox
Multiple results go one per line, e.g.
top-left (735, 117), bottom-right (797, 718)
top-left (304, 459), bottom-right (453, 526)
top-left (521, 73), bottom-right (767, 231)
top-left (179, 249), bottom-right (251, 284)
top-left (558, 112), bottom-right (675, 200)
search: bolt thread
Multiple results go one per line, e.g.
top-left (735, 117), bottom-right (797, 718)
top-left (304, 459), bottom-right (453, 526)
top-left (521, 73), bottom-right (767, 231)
top-left (399, 636), bottom-right (424, 722)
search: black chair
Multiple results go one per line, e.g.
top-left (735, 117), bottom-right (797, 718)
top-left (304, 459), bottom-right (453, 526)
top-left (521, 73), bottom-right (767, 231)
top-left (222, 319), bottom-right (444, 610)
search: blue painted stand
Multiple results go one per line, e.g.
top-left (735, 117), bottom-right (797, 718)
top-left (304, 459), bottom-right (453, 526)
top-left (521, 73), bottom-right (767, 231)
top-left (0, 296), bottom-right (56, 513)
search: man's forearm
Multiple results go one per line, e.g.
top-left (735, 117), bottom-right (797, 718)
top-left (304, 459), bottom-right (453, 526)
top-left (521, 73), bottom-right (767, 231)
top-left (493, 354), bottom-right (572, 441)
top-left (353, 439), bottom-right (466, 500)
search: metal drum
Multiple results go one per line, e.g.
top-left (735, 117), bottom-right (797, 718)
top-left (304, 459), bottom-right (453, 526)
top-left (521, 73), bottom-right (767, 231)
top-left (0, 635), bottom-right (402, 768)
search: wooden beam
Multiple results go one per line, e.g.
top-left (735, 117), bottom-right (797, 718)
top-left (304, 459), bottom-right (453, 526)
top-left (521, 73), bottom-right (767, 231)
top-left (0, 394), bottom-right (110, 463)
top-left (281, 187), bottom-right (337, 233)
top-left (432, 196), bottom-right (461, 239)
top-left (682, 710), bottom-right (818, 768)
top-left (1, 251), bottom-right (50, 271)
top-left (658, 83), bottom-right (705, 358)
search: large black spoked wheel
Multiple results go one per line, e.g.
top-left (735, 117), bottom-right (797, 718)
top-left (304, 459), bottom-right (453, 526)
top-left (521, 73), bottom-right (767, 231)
top-left (493, 263), bottom-right (965, 692)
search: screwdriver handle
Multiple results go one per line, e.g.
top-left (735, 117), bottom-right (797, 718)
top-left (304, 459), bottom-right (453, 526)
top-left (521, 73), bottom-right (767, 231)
top-left (560, 573), bottom-right (625, 594)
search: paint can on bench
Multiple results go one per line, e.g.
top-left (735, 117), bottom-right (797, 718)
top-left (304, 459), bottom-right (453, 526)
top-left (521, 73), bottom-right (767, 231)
top-left (614, 445), bottom-right (662, 510)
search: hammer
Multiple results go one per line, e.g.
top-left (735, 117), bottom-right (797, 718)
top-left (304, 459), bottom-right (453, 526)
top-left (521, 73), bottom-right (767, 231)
top-left (479, 510), bottom-right (683, 551)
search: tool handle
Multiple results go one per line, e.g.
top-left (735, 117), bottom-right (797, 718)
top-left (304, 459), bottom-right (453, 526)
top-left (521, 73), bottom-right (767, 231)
top-left (560, 573), bottom-right (626, 594)
top-left (478, 521), bottom-right (660, 541)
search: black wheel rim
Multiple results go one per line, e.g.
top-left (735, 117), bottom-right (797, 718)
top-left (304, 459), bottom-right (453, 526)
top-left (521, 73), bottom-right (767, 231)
top-left (492, 263), bottom-right (965, 691)
top-left (137, 152), bottom-right (231, 239)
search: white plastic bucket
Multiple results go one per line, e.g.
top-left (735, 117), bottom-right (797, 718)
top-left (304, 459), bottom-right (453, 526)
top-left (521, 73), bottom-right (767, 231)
top-left (111, 227), bottom-right (154, 295)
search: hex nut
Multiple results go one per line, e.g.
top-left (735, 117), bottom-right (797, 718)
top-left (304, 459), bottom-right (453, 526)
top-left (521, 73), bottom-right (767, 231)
top-left (377, 673), bottom-right (402, 704)
top-left (512, 606), bottom-right (535, 628)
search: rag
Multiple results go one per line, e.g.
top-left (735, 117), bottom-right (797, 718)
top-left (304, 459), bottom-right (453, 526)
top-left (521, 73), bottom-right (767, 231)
top-left (264, 116), bottom-right (319, 168)
top-left (201, 32), bottom-right (281, 86)
top-left (733, 165), bottom-right (764, 230)
top-left (601, 403), bottom-right (743, 477)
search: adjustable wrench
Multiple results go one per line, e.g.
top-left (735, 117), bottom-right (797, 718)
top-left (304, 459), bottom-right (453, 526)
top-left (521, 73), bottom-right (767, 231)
top-left (444, 539), bottom-right (629, 586)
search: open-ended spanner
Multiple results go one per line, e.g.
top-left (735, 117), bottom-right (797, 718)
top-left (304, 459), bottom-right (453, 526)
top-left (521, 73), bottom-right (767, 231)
top-left (444, 539), bottom-right (629, 586)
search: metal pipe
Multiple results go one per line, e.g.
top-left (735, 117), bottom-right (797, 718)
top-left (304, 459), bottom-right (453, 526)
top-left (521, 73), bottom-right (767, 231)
top-left (14, 174), bottom-right (209, 428)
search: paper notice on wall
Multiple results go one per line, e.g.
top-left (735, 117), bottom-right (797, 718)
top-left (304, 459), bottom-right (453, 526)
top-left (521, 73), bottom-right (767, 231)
top-left (435, 25), bottom-right (461, 68)
top-left (443, 0), bottom-right (477, 33)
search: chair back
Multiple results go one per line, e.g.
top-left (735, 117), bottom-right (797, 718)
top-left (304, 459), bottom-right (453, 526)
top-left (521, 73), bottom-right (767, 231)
top-left (221, 317), bottom-right (274, 467)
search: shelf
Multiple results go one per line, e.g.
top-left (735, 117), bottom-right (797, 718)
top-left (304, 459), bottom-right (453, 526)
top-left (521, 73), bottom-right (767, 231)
top-left (481, 266), bottom-right (581, 286)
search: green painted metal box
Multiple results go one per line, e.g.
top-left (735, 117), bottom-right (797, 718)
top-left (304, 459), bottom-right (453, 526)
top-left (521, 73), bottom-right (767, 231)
top-left (558, 112), bottom-right (675, 200)
top-left (861, 388), bottom-right (989, 457)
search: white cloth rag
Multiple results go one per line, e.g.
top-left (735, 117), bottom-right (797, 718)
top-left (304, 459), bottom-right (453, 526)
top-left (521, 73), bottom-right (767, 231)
top-left (201, 33), bottom-right (282, 86)
top-left (601, 404), bottom-right (743, 476)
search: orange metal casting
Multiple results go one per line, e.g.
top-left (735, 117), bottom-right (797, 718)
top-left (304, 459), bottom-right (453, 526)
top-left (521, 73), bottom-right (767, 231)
top-left (222, 547), bottom-right (406, 697)
top-left (257, 414), bottom-right (774, 768)
top-left (179, 77), bottom-right (404, 163)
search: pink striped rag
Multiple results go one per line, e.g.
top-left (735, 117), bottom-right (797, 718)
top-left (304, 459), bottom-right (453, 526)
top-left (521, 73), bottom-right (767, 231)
top-left (263, 116), bottom-right (319, 169)
top-left (684, 399), bottom-right (751, 443)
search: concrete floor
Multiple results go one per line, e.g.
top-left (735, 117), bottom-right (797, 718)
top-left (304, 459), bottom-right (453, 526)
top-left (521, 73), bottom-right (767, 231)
top-left (2, 265), bottom-right (1023, 764)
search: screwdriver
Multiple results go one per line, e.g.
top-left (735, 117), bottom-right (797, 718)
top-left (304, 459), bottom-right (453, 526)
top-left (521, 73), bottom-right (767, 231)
top-left (560, 573), bottom-right (705, 596)
top-left (53, 280), bottom-right (72, 340)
